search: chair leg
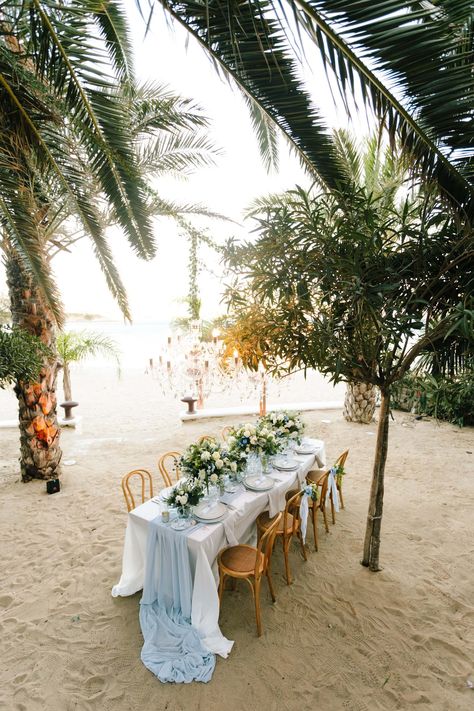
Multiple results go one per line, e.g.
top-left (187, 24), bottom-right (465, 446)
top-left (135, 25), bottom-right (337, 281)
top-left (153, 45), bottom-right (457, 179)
top-left (339, 486), bottom-right (345, 509)
top-left (312, 508), bottom-right (318, 551)
top-left (297, 529), bottom-right (307, 561)
top-left (254, 578), bottom-right (262, 637)
top-left (218, 570), bottom-right (226, 605)
top-left (322, 505), bottom-right (329, 533)
top-left (283, 537), bottom-right (292, 585)
top-left (266, 565), bottom-right (277, 603)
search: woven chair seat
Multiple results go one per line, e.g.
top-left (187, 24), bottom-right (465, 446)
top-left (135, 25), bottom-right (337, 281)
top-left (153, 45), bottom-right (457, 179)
top-left (257, 510), bottom-right (297, 535)
top-left (220, 544), bottom-right (265, 575)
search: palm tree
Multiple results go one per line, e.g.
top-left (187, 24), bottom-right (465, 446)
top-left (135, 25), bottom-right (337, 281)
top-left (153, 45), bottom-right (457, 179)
top-left (56, 331), bottom-right (120, 403)
top-left (1, 2), bottom-right (150, 480)
top-left (139, 0), bottom-right (473, 222)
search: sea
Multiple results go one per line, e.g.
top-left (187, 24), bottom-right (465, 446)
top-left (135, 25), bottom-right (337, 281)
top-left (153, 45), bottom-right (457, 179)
top-left (65, 320), bottom-right (170, 369)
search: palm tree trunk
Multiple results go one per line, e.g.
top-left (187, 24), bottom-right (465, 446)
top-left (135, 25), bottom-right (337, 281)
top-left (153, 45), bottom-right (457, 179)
top-left (343, 381), bottom-right (377, 423)
top-left (6, 255), bottom-right (62, 481)
top-left (361, 387), bottom-right (390, 571)
top-left (62, 362), bottom-right (73, 402)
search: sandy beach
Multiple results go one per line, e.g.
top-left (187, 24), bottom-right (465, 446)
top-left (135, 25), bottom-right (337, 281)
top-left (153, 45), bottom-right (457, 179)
top-left (0, 365), bottom-right (473, 711)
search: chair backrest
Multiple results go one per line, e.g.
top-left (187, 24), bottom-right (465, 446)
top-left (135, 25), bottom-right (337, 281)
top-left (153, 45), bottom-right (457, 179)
top-left (121, 469), bottom-right (153, 512)
top-left (318, 471), bottom-right (330, 506)
top-left (257, 512), bottom-right (282, 576)
top-left (221, 425), bottom-right (233, 441)
top-left (157, 451), bottom-right (181, 487)
top-left (335, 449), bottom-right (349, 470)
top-left (197, 435), bottom-right (215, 445)
top-left (284, 489), bottom-right (303, 535)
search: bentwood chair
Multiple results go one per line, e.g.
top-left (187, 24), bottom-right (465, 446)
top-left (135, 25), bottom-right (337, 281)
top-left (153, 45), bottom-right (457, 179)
top-left (157, 451), bottom-right (182, 487)
top-left (221, 425), bottom-right (233, 441)
top-left (305, 470), bottom-right (330, 551)
top-left (121, 469), bottom-right (154, 512)
top-left (334, 449), bottom-right (349, 510)
top-left (197, 435), bottom-right (215, 445)
top-left (218, 512), bottom-right (282, 637)
top-left (256, 489), bottom-right (307, 585)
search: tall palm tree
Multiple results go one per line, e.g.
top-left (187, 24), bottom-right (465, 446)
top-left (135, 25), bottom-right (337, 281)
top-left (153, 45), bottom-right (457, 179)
top-left (139, 0), bottom-right (474, 222)
top-left (1, 3), bottom-right (224, 481)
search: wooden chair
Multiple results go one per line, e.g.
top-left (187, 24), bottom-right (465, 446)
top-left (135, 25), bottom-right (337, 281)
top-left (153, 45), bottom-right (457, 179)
top-left (305, 470), bottom-right (330, 551)
top-left (197, 435), bottom-right (215, 445)
top-left (157, 451), bottom-right (181, 487)
top-left (221, 425), bottom-right (233, 441)
top-left (121, 469), bottom-right (154, 512)
top-left (334, 449), bottom-right (349, 510)
top-left (256, 489), bottom-right (307, 585)
top-left (218, 512), bottom-right (282, 637)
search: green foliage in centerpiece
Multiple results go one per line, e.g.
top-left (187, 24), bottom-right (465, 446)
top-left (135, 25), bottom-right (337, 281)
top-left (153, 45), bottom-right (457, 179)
top-left (180, 437), bottom-right (231, 490)
top-left (164, 478), bottom-right (205, 513)
top-left (227, 422), bottom-right (283, 458)
top-left (259, 411), bottom-right (305, 445)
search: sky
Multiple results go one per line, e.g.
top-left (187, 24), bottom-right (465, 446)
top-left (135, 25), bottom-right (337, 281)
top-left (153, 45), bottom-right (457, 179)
top-left (1, 4), bottom-right (372, 324)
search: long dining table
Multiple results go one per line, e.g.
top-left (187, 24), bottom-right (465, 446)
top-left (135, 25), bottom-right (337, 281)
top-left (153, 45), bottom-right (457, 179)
top-left (112, 438), bottom-right (326, 666)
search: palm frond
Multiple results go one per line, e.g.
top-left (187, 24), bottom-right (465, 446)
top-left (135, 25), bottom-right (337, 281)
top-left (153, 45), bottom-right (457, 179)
top-left (153, 0), bottom-right (345, 191)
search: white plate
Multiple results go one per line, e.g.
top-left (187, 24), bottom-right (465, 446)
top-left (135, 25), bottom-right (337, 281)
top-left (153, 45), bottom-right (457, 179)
top-left (193, 502), bottom-right (227, 520)
top-left (273, 459), bottom-right (299, 470)
top-left (295, 447), bottom-right (317, 455)
top-left (194, 513), bottom-right (226, 524)
top-left (244, 476), bottom-right (274, 492)
top-left (170, 518), bottom-right (192, 531)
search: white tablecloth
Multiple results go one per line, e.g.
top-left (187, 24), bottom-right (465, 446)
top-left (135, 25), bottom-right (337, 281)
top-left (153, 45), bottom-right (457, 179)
top-left (112, 439), bottom-right (326, 657)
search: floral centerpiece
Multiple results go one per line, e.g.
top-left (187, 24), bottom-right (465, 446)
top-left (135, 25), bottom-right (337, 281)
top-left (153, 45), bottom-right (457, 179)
top-left (164, 478), bottom-right (204, 516)
top-left (179, 437), bottom-right (231, 491)
top-left (227, 421), bottom-right (283, 473)
top-left (260, 410), bottom-right (305, 445)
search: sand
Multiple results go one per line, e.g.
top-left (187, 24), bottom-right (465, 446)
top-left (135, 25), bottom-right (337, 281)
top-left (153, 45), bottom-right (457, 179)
top-left (0, 366), bottom-right (473, 711)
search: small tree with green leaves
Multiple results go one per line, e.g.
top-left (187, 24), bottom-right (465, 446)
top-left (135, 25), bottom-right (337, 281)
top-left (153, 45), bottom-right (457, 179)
top-left (0, 326), bottom-right (51, 388)
top-left (56, 331), bottom-right (120, 402)
top-left (225, 184), bottom-right (473, 571)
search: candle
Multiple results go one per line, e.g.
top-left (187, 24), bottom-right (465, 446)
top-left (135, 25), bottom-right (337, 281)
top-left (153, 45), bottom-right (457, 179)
top-left (161, 510), bottom-right (170, 523)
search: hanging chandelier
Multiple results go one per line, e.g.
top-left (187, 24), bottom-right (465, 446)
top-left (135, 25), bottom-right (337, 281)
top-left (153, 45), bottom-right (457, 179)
top-left (147, 320), bottom-right (274, 414)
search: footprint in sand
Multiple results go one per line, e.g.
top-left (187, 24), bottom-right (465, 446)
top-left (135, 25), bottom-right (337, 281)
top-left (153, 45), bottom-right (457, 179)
top-left (0, 594), bottom-right (14, 608)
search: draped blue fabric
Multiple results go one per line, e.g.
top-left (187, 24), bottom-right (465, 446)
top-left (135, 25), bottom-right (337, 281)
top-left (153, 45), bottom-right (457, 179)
top-left (139, 517), bottom-right (215, 683)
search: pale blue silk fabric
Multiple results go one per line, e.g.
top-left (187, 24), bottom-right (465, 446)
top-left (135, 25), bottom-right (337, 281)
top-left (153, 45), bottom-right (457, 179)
top-left (139, 517), bottom-right (216, 683)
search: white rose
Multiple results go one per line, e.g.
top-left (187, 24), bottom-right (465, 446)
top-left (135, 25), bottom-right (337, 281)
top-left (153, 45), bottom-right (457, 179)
top-left (244, 423), bottom-right (253, 430)
top-left (201, 451), bottom-right (211, 461)
top-left (177, 494), bottom-right (188, 505)
top-left (198, 469), bottom-right (206, 480)
top-left (212, 451), bottom-right (220, 461)
top-left (228, 436), bottom-right (236, 446)
top-left (215, 459), bottom-right (224, 469)
top-left (288, 420), bottom-right (294, 427)
top-left (243, 430), bottom-right (250, 438)
top-left (250, 436), bottom-right (258, 445)
top-left (230, 462), bottom-right (237, 472)
top-left (210, 473), bottom-right (218, 483)
top-left (260, 427), bottom-right (268, 436)
top-left (240, 452), bottom-right (246, 459)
